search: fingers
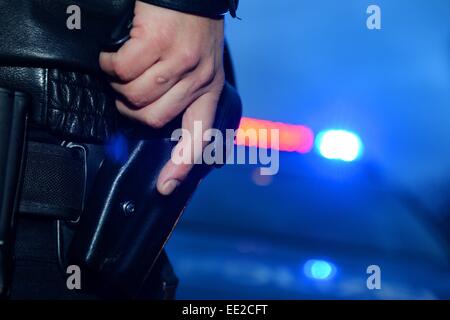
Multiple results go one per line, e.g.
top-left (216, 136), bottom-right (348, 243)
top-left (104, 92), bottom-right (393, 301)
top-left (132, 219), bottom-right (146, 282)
top-left (99, 38), bottom-right (161, 82)
top-left (156, 91), bottom-right (219, 195)
top-left (109, 58), bottom-right (195, 108)
top-left (115, 67), bottom-right (220, 128)
top-left (115, 78), bottom-right (198, 128)
top-left (98, 2), bottom-right (227, 197)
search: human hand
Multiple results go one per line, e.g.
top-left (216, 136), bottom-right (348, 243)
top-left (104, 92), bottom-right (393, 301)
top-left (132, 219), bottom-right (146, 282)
top-left (100, 1), bottom-right (225, 195)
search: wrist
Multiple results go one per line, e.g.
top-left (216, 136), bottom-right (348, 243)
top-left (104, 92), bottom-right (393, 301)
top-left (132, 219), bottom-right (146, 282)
top-left (139, 0), bottom-right (239, 19)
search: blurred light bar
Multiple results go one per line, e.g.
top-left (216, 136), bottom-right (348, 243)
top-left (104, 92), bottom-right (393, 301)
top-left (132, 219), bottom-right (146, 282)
top-left (315, 129), bottom-right (363, 162)
top-left (236, 117), bottom-right (314, 154)
top-left (303, 259), bottom-right (336, 281)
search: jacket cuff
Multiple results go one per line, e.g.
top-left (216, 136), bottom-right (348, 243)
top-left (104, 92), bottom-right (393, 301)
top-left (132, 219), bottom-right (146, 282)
top-left (139, 0), bottom-right (239, 18)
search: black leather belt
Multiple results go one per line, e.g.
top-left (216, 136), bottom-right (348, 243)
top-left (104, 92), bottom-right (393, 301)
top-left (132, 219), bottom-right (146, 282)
top-left (0, 66), bottom-right (118, 143)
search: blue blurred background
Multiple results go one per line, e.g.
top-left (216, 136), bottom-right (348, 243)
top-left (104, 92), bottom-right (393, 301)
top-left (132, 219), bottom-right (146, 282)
top-left (166, 0), bottom-right (450, 299)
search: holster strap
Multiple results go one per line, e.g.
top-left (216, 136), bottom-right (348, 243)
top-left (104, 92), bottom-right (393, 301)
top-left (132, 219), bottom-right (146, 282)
top-left (18, 142), bottom-right (85, 221)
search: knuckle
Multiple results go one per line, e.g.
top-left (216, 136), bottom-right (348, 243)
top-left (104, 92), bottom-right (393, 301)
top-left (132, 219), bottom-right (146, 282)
top-left (152, 34), bottom-right (169, 52)
top-left (132, 24), bottom-right (167, 53)
top-left (130, 24), bottom-right (147, 39)
top-left (184, 79), bottom-right (198, 97)
top-left (113, 59), bottom-right (133, 82)
top-left (198, 63), bottom-right (215, 86)
top-left (125, 91), bottom-right (146, 107)
top-left (179, 49), bottom-right (201, 70)
top-left (144, 112), bottom-right (167, 129)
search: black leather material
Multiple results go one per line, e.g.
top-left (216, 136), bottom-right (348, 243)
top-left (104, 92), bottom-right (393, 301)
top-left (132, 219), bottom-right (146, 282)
top-left (0, 0), bottom-right (237, 72)
top-left (68, 83), bottom-right (242, 298)
top-left (0, 0), bottom-right (133, 72)
top-left (9, 216), bottom-right (178, 300)
top-left (0, 0), bottom-right (243, 299)
top-left (0, 66), bottom-right (118, 142)
top-left (0, 0), bottom-right (130, 140)
top-left (0, 0), bottom-right (239, 142)
top-left (0, 88), bottom-right (29, 297)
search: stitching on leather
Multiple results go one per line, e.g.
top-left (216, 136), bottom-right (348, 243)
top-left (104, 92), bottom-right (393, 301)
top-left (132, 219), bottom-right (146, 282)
top-left (43, 67), bottom-right (48, 126)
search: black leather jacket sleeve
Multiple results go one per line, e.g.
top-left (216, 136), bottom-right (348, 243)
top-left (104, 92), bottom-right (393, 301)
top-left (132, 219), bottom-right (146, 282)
top-left (140, 0), bottom-right (239, 18)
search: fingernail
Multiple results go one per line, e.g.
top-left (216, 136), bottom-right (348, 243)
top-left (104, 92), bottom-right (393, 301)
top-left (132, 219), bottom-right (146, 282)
top-left (161, 179), bottom-right (180, 195)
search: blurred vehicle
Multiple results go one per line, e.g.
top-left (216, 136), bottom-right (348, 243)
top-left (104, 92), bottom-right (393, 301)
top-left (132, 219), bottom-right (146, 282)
top-left (167, 0), bottom-right (450, 300)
